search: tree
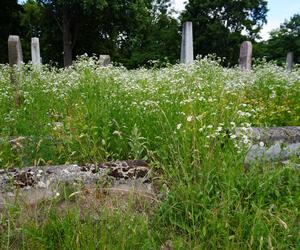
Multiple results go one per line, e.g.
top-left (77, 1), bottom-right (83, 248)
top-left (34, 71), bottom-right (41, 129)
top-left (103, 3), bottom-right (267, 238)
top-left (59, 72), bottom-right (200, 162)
top-left (20, 0), bottom-right (180, 68)
top-left (115, 0), bottom-right (180, 67)
top-left (36, 0), bottom-right (107, 67)
top-left (181, 0), bottom-right (268, 66)
top-left (257, 14), bottom-right (300, 65)
top-left (20, 0), bottom-right (61, 64)
top-left (74, 0), bottom-right (155, 67)
top-left (73, 0), bottom-right (180, 68)
top-left (0, 0), bottom-right (22, 63)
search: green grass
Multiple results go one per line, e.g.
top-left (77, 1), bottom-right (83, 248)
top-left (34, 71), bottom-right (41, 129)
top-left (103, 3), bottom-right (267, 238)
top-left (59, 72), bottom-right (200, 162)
top-left (0, 56), bottom-right (299, 249)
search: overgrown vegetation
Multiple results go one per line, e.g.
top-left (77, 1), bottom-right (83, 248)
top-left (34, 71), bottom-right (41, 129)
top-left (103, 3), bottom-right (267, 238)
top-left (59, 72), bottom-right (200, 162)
top-left (0, 57), bottom-right (299, 249)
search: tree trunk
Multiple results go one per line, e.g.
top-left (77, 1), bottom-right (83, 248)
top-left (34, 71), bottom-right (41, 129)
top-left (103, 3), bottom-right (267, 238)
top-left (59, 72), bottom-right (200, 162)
top-left (62, 10), bottom-right (72, 67)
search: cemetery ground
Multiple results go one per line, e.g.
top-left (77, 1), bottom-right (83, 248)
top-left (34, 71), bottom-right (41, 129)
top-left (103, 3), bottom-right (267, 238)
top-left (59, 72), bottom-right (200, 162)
top-left (0, 56), bottom-right (299, 249)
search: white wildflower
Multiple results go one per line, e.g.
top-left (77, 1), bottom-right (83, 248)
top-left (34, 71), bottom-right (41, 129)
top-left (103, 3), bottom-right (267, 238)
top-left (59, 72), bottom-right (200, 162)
top-left (230, 134), bottom-right (237, 139)
top-left (198, 127), bottom-right (205, 132)
top-left (187, 115), bottom-right (193, 122)
top-left (216, 126), bottom-right (222, 132)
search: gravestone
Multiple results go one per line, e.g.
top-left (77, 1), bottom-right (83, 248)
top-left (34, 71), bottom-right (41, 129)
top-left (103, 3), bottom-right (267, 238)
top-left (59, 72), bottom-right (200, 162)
top-left (180, 22), bottom-right (194, 65)
top-left (286, 52), bottom-right (294, 71)
top-left (239, 41), bottom-right (252, 70)
top-left (99, 55), bottom-right (111, 66)
top-left (8, 35), bottom-right (23, 69)
top-left (31, 37), bottom-right (41, 66)
top-left (8, 35), bottom-right (23, 106)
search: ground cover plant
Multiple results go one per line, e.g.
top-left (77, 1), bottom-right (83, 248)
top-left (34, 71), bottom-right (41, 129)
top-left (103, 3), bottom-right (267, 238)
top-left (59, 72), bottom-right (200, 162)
top-left (0, 56), bottom-right (300, 249)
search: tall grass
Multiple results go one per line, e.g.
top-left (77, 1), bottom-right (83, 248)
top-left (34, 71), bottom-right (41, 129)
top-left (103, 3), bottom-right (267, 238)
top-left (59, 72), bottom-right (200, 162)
top-left (0, 56), bottom-right (299, 249)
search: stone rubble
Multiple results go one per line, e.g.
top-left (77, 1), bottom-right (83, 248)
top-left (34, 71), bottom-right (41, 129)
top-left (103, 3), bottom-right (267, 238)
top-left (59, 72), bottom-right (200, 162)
top-left (0, 160), bottom-right (152, 209)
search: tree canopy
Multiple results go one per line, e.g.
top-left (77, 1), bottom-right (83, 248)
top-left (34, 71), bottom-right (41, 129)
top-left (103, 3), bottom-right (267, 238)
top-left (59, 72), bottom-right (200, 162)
top-left (18, 0), bottom-right (179, 68)
top-left (0, 0), bottom-right (22, 63)
top-left (255, 14), bottom-right (300, 65)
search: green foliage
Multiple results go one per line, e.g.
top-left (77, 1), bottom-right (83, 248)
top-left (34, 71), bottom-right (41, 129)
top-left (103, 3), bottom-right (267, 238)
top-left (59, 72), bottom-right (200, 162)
top-left (255, 14), bottom-right (300, 65)
top-left (38, 0), bottom-right (107, 13)
top-left (18, 0), bottom-right (179, 68)
top-left (0, 0), bottom-right (22, 63)
top-left (116, 4), bottom-right (180, 68)
top-left (157, 166), bottom-right (300, 249)
top-left (3, 208), bottom-right (154, 249)
top-left (0, 57), bottom-right (299, 249)
top-left (0, 57), bottom-right (299, 167)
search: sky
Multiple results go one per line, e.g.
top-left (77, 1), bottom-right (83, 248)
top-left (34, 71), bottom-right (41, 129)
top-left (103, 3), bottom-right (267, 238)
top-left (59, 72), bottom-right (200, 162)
top-left (172, 0), bottom-right (300, 40)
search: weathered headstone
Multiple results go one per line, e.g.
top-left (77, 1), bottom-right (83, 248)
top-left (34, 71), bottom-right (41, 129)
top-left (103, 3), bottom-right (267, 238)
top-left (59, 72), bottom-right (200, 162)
top-left (180, 21), bottom-right (194, 65)
top-left (31, 37), bottom-right (41, 66)
top-left (239, 41), bottom-right (252, 70)
top-left (99, 55), bottom-right (111, 66)
top-left (8, 35), bottom-right (23, 69)
top-left (286, 52), bottom-right (294, 71)
top-left (8, 35), bottom-right (23, 106)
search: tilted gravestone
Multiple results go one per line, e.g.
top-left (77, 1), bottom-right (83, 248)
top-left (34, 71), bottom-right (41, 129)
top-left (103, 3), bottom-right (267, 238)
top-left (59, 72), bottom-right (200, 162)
top-left (31, 37), bottom-right (41, 66)
top-left (239, 41), bottom-right (252, 70)
top-left (180, 22), bottom-right (194, 65)
top-left (99, 55), bottom-right (111, 66)
top-left (8, 35), bottom-right (23, 69)
top-left (286, 52), bottom-right (294, 71)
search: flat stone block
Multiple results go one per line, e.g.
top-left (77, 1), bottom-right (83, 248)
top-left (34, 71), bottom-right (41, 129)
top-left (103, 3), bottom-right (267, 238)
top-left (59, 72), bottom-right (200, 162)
top-left (0, 160), bottom-right (154, 209)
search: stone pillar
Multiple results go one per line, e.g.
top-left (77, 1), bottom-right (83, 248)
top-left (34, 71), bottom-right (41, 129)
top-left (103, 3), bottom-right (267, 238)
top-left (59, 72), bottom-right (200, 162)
top-left (286, 52), bottom-right (294, 71)
top-left (180, 22), bottom-right (194, 65)
top-left (239, 41), bottom-right (252, 70)
top-left (8, 35), bottom-right (23, 69)
top-left (31, 37), bottom-right (41, 66)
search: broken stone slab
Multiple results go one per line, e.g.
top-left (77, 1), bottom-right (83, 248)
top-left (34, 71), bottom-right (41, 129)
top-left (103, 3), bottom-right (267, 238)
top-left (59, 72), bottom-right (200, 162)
top-left (244, 142), bottom-right (300, 167)
top-left (235, 127), bottom-right (300, 167)
top-left (0, 160), bottom-right (153, 210)
top-left (235, 126), bottom-right (300, 144)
